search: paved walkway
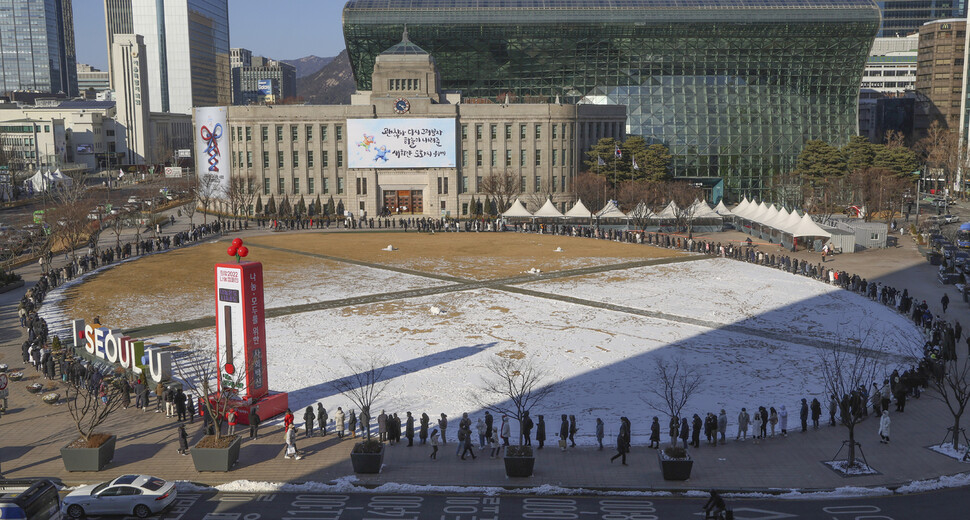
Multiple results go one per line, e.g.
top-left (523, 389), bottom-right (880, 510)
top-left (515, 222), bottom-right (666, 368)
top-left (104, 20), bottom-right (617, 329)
top-left (1, 204), bottom-right (969, 490)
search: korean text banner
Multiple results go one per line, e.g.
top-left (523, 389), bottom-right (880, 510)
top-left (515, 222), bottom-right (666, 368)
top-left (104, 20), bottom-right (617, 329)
top-left (194, 106), bottom-right (231, 197)
top-left (347, 118), bottom-right (456, 169)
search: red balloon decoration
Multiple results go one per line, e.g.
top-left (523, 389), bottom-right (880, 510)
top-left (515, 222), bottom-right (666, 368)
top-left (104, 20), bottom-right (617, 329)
top-left (227, 246), bottom-right (237, 256)
top-left (231, 238), bottom-right (243, 248)
top-left (238, 246), bottom-right (249, 258)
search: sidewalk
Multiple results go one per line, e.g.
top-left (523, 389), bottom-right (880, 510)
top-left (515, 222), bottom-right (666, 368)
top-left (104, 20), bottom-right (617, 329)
top-left (1, 210), bottom-right (969, 490)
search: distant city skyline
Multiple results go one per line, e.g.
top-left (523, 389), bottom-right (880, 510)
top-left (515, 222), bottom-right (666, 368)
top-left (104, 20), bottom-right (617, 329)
top-left (73, 0), bottom-right (347, 70)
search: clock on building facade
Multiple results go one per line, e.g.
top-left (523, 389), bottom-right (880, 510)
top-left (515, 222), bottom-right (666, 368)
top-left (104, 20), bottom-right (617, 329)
top-left (394, 97), bottom-right (410, 114)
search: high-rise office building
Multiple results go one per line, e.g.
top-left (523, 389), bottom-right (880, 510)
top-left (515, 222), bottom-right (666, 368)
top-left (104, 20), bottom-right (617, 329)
top-left (231, 47), bottom-right (252, 69)
top-left (231, 55), bottom-right (297, 105)
top-left (77, 64), bottom-right (111, 94)
top-left (132, 0), bottom-right (230, 114)
top-left (877, 0), bottom-right (966, 37)
top-left (916, 18), bottom-right (966, 131)
top-left (0, 0), bottom-right (78, 97)
top-left (104, 0), bottom-right (133, 90)
top-left (112, 34), bottom-right (151, 164)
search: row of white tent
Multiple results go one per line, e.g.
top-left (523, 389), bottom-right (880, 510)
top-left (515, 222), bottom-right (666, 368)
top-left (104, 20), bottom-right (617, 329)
top-left (502, 197), bottom-right (735, 221)
top-left (731, 198), bottom-right (831, 238)
top-left (23, 169), bottom-right (74, 193)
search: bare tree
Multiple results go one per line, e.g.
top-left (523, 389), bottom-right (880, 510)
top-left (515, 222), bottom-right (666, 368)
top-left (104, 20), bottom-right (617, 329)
top-left (927, 356), bottom-right (970, 452)
top-left (769, 170), bottom-right (807, 210)
top-left (195, 173), bottom-right (222, 225)
top-left (65, 368), bottom-right (125, 444)
top-left (475, 356), bottom-right (556, 446)
top-left (818, 328), bottom-right (884, 468)
top-left (48, 180), bottom-right (94, 265)
top-left (178, 174), bottom-right (199, 226)
top-left (573, 172), bottom-right (609, 216)
top-left (618, 179), bottom-right (664, 231)
top-left (522, 176), bottom-right (554, 213)
top-left (330, 356), bottom-right (392, 440)
top-left (225, 176), bottom-right (245, 225)
top-left (479, 169), bottom-right (520, 213)
top-left (664, 182), bottom-right (704, 238)
top-left (918, 121), bottom-right (961, 197)
top-left (174, 346), bottom-right (249, 442)
top-left (642, 357), bottom-right (702, 447)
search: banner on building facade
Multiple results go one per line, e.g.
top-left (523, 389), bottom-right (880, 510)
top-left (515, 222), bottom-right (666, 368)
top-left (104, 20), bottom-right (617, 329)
top-left (347, 118), bottom-right (456, 169)
top-left (194, 106), bottom-right (231, 198)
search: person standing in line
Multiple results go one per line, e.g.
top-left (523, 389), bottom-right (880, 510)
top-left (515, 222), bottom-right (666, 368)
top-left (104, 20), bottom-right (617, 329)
top-left (484, 411), bottom-right (494, 445)
top-left (248, 406), bottom-right (260, 439)
top-left (559, 415), bottom-right (569, 451)
top-left (799, 398), bottom-right (809, 433)
top-left (521, 411), bottom-right (534, 446)
top-left (692, 414), bottom-right (703, 448)
top-left (879, 411), bottom-right (891, 443)
top-left (460, 423), bottom-right (477, 460)
top-left (568, 415), bottom-right (578, 447)
top-left (438, 413), bottom-right (448, 445)
top-left (420, 413), bottom-right (429, 445)
top-left (501, 415), bottom-right (511, 446)
top-left (596, 418), bottom-right (605, 450)
top-left (226, 408), bottom-right (237, 436)
top-left (335, 407), bottom-right (345, 438)
top-left (476, 417), bottom-right (487, 448)
top-left (284, 425), bottom-right (302, 460)
top-left (303, 406), bottom-right (315, 438)
top-left (406, 411), bottom-right (415, 446)
top-left (378, 410), bottom-right (387, 441)
top-left (737, 408), bottom-right (750, 441)
top-left (779, 405), bottom-right (789, 436)
top-left (811, 398), bottom-right (822, 429)
top-left (283, 408), bottom-right (294, 430)
top-left (429, 428), bottom-right (439, 459)
top-left (536, 415), bottom-right (546, 449)
top-left (679, 417), bottom-right (690, 449)
top-left (717, 409), bottom-right (727, 445)
top-left (752, 410), bottom-right (762, 445)
top-left (829, 395), bottom-right (838, 426)
top-left (941, 293), bottom-right (949, 314)
top-left (349, 409), bottom-right (357, 438)
top-left (489, 427), bottom-right (500, 458)
top-left (317, 403), bottom-right (327, 436)
top-left (669, 416), bottom-right (680, 447)
top-left (610, 417), bottom-right (630, 465)
top-left (649, 417), bottom-right (661, 449)
top-left (177, 424), bottom-right (189, 455)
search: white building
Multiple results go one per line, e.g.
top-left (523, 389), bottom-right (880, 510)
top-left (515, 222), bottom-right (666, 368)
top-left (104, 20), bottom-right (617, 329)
top-left (862, 36), bottom-right (918, 97)
top-left (112, 34), bottom-right (150, 165)
top-left (76, 64), bottom-right (110, 95)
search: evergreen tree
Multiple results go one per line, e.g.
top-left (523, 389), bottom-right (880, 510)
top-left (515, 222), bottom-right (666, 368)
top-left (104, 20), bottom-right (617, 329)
top-left (796, 140), bottom-right (846, 183)
top-left (469, 195), bottom-right (478, 216)
top-left (296, 195), bottom-right (307, 216)
top-left (583, 137), bottom-right (623, 177)
top-left (255, 194), bottom-right (263, 215)
top-left (636, 142), bottom-right (673, 182)
top-left (279, 195), bottom-right (291, 217)
top-left (841, 135), bottom-right (875, 174)
top-left (487, 197), bottom-right (497, 216)
top-left (873, 144), bottom-right (919, 177)
top-left (336, 199), bottom-right (345, 216)
top-left (315, 194), bottom-right (323, 216)
top-left (326, 195), bottom-right (335, 216)
top-left (265, 195), bottom-right (277, 216)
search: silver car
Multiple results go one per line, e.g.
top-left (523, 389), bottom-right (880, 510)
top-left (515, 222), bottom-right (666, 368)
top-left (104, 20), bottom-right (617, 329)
top-left (62, 475), bottom-right (176, 519)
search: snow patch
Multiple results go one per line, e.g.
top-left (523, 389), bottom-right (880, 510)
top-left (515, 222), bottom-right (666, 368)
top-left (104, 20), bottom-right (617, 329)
top-left (927, 443), bottom-right (970, 462)
top-left (824, 460), bottom-right (879, 476)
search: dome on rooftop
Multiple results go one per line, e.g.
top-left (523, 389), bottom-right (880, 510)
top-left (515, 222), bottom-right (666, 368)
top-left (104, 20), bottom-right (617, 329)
top-left (380, 26), bottom-right (428, 56)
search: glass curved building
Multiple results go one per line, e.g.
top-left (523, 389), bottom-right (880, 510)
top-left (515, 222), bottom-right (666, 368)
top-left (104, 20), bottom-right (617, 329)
top-left (342, 0), bottom-right (880, 200)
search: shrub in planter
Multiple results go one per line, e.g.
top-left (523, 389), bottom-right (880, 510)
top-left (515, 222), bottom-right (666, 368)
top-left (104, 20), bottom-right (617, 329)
top-left (658, 446), bottom-right (693, 481)
top-left (504, 445), bottom-right (535, 478)
top-left (63, 372), bottom-right (125, 472)
top-left (27, 382), bottom-right (44, 394)
top-left (42, 392), bottom-right (60, 404)
top-left (350, 438), bottom-right (384, 474)
top-left (9, 372), bottom-right (23, 381)
top-left (61, 433), bottom-right (117, 472)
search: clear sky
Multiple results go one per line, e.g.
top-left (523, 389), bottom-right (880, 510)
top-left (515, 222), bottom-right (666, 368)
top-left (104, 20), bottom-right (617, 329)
top-left (72, 0), bottom-right (348, 70)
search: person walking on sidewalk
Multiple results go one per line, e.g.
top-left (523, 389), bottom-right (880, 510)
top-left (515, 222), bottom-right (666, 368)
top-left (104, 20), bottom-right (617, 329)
top-left (429, 428), bottom-right (439, 459)
top-left (569, 415), bottom-right (578, 447)
top-left (521, 411), bottom-right (533, 446)
top-left (284, 425), bottom-right (301, 460)
top-left (318, 403), bottom-right (327, 436)
top-left (177, 424), bottom-right (189, 455)
top-left (879, 411), bottom-right (891, 443)
top-left (460, 423), bottom-right (477, 460)
top-left (752, 410), bottom-right (762, 445)
top-left (226, 408), bottom-right (237, 436)
top-left (941, 293), bottom-right (949, 314)
top-left (649, 417), bottom-right (661, 449)
top-left (420, 413), bottom-right (429, 445)
top-left (536, 415), bottom-right (546, 449)
top-left (596, 418), bottom-right (605, 450)
top-left (737, 408), bottom-right (750, 441)
top-left (610, 417), bottom-right (631, 465)
top-left (717, 409), bottom-right (727, 445)
top-left (680, 417), bottom-right (690, 449)
top-left (501, 415), bottom-right (511, 447)
top-left (406, 411), bottom-right (415, 446)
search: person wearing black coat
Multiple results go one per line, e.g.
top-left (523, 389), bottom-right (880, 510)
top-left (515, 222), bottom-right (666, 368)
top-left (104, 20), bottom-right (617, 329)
top-left (484, 411), bottom-right (494, 442)
top-left (679, 417), bottom-right (690, 449)
top-left (535, 415), bottom-right (546, 449)
top-left (610, 417), bottom-right (631, 465)
top-left (649, 416), bottom-right (661, 449)
top-left (522, 411), bottom-right (534, 446)
top-left (691, 414), bottom-right (702, 448)
top-left (304, 406), bottom-right (315, 438)
top-left (177, 424), bottom-right (189, 455)
top-left (799, 398), bottom-right (809, 432)
top-left (568, 415), bottom-right (578, 447)
top-left (248, 406), bottom-right (260, 439)
top-left (175, 389), bottom-right (186, 420)
top-left (811, 398), bottom-right (822, 429)
top-left (420, 413), bottom-right (429, 444)
top-left (406, 412), bottom-right (415, 446)
top-left (317, 403), bottom-right (327, 436)
top-left (559, 415), bottom-right (569, 450)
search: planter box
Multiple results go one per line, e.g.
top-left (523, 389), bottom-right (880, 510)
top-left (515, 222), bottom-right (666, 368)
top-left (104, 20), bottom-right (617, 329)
top-left (0, 280), bottom-right (24, 294)
top-left (504, 455), bottom-right (535, 478)
top-left (61, 435), bottom-right (116, 472)
top-left (350, 445), bottom-right (384, 474)
top-left (191, 436), bottom-right (242, 472)
top-left (658, 450), bottom-right (693, 481)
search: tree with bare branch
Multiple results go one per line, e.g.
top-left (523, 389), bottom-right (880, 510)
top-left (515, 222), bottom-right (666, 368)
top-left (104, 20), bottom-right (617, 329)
top-left (619, 179), bottom-right (664, 231)
top-left (475, 356), bottom-right (556, 446)
top-left (174, 346), bottom-right (249, 442)
top-left (479, 169), bottom-right (520, 213)
top-left (818, 328), bottom-right (885, 468)
top-left (642, 357), bottom-right (702, 447)
top-left (65, 367), bottom-right (125, 445)
top-left (663, 181), bottom-right (705, 238)
top-left (926, 356), bottom-right (970, 452)
top-left (573, 172), bottom-right (609, 216)
top-left (196, 173), bottom-right (222, 224)
top-left (48, 180), bottom-right (94, 265)
top-left (331, 356), bottom-right (393, 440)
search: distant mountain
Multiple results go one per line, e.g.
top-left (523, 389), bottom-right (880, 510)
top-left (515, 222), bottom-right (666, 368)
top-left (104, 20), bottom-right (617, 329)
top-left (297, 50), bottom-right (355, 105)
top-left (282, 55), bottom-right (334, 78)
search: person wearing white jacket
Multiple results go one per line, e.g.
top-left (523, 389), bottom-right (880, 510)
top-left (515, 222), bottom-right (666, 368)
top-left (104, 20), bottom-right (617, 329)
top-left (779, 405), bottom-right (789, 436)
top-left (334, 407), bottom-right (345, 438)
top-left (879, 411), bottom-right (891, 444)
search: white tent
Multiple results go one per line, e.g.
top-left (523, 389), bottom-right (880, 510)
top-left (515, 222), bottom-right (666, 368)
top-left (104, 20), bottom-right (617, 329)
top-left (628, 201), bottom-right (654, 218)
top-left (789, 213), bottom-right (831, 238)
top-left (564, 199), bottom-right (594, 218)
top-left (775, 208), bottom-right (792, 231)
top-left (533, 198), bottom-right (564, 218)
top-left (501, 199), bottom-right (533, 218)
top-left (657, 201), bottom-right (679, 219)
top-left (733, 197), bottom-right (753, 219)
top-left (779, 209), bottom-right (802, 234)
top-left (713, 200), bottom-right (734, 217)
top-left (595, 200), bottom-right (627, 219)
top-left (689, 199), bottom-right (721, 219)
top-left (747, 202), bottom-right (769, 223)
top-left (24, 169), bottom-right (72, 192)
top-left (761, 205), bottom-right (780, 227)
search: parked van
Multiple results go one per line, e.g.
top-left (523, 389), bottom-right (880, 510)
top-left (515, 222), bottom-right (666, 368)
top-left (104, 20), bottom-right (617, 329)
top-left (0, 479), bottom-right (62, 519)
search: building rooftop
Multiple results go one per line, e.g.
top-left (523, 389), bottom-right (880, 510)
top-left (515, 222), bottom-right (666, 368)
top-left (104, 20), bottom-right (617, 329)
top-left (380, 28), bottom-right (428, 56)
top-left (346, 0), bottom-right (876, 10)
top-left (51, 100), bottom-right (116, 110)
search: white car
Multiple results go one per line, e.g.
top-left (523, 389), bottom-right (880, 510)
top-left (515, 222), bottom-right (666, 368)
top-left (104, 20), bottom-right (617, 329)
top-left (62, 475), bottom-right (176, 519)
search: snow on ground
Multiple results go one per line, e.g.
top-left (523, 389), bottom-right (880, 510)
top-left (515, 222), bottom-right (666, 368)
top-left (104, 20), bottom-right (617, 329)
top-left (159, 258), bottom-right (920, 446)
top-left (928, 443), bottom-right (970, 462)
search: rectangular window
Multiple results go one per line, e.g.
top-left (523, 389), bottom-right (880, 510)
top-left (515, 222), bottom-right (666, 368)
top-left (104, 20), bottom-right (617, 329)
top-left (520, 176), bottom-right (526, 192)
top-left (357, 177), bottom-right (362, 195)
top-left (476, 150), bottom-right (483, 166)
top-left (321, 125), bottom-right (328, 141)
top-left (561, 149), bottom-right (566, 166)
top-left (322, 150), bottom-right (329, 167)
top-left (335, 125), bottom-right (343, 141)
top-left (462, 150), bottom-right (468, 167)
top-left (308, 150), bottom-right (314, 168)
top-left (306, 125), bottom-right (313, 141)
top-left (293, 177), bottom-right (300, 194)
top-left (535, 176), bottom-right (541, 192)
top-left (292, 150), bottom-right (299, 168)
top-left (337, 150), bottom-right (343, 167)
top-left (245, 127), bottom-right (252, 141)
top-left (520, 149), bottom-right (526, 167)
top-left (461, 124), bottom-right (468, 140)
top-left (535, 124), bottom-right (542, 139)
top-left (552, 176), bottom-right (558, 192)
top-left (462, 203), bottom-right (468, 215)
top-left (490, 124), bottom-right (497, 140)
top-left (562, 175), bottom-right (566, 191)
top-left (263, 151), bottom-right (269, 168)
top-left (362, 178), bottom-right (367, 195)
top-left (535, 149), bottom-right (541, 166)
top-left (506, 150), bottom-right (512, 166)
top-left (337, 177), bottom-right (345, 194)
top-left (552, 148), bottom-right (557, 166)
top-left (308, 177), bottom-right (315, 194)
top-left (444, 177), bottom-right (449, 194)
top-left (291, 125), bottom-right (298, 141)
top-left (491, 150), bottom-right (497, 166)
top-left (278, 177), bottom-right (285, 194)
top-left (437, 177), bottom-right (443, 195)
top-left (476, 176), bottom-right (482, 191)
top-left (462, 176), bottom-right (468, 194)
top-left (237, 151), bottom-right (242, 168)
top-left (476, 124), bottom-right (483, 140)
top-left (552, 125), bottom-right (558, 139)
top-left (323, 178), bottom-right (330, 194)
top-left (246, 152), bottom-right (252, 168)
top-left (263, 178), bottom-right (270, 195)
top-left (276, 125), bottom-right (283, 141)
top-left (277, 151), bottom-right (284, 168)
top-left (520, 124), bottom-right (526, 140)
top-left (261, 125), bottom-right (268, 141)
top-left (505, 124), bottom-right (512, 140)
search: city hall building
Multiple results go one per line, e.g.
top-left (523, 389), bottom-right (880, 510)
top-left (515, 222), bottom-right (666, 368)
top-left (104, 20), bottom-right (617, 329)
top-left (342, 0), bottom-right (880, 201)
top-left (224, 34), bottom-right (625, 217)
